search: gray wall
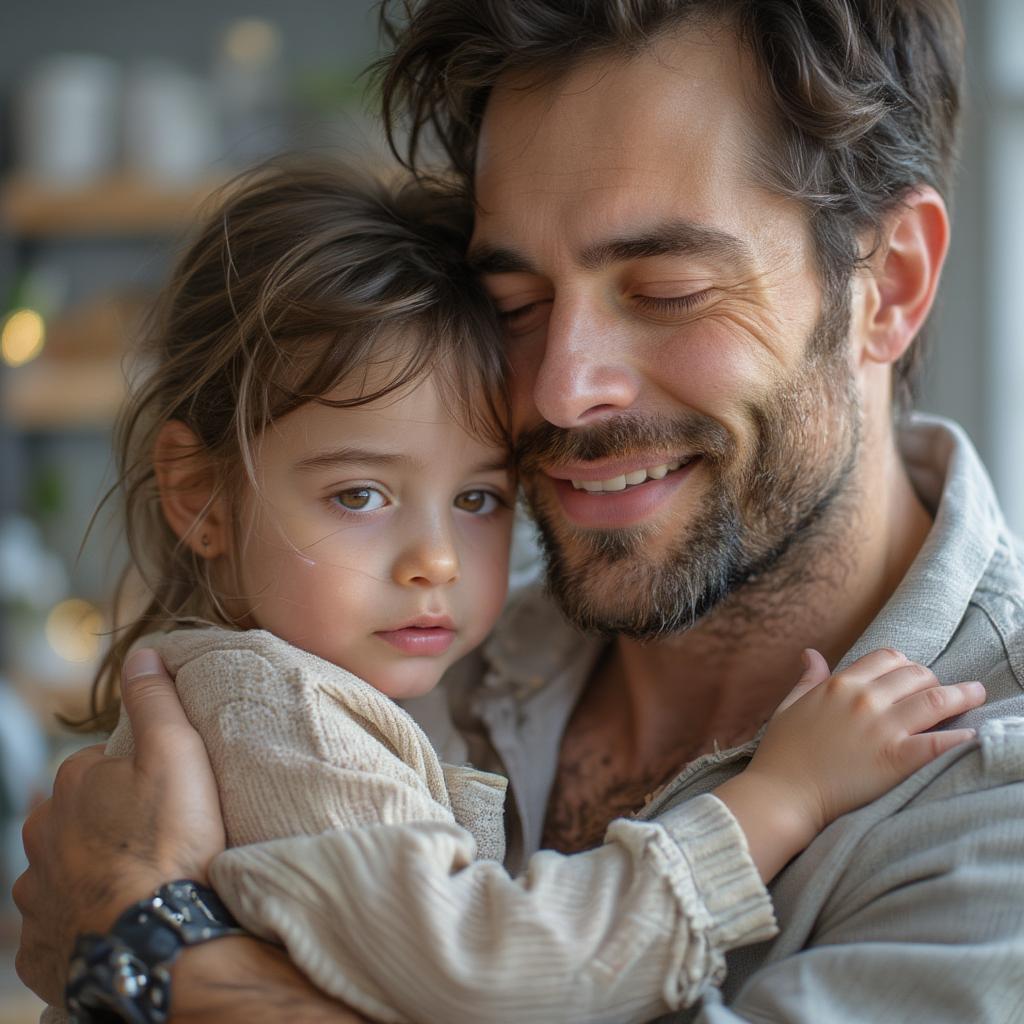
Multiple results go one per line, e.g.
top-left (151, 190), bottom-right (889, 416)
top-left (0, 0), bottom-right (379, 84)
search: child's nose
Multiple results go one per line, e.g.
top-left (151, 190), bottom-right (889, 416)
top-left (393, 529), bottom-right (460, 588)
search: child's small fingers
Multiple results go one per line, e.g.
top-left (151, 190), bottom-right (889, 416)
top-left (894, 681), bottom-right (986, 734)
top-left (774, 648), bottom-right (831, 715)
top-left (866, 661), bottom-right (941, 703)
top-left (834, 647), bottom-right (909, 686)
top-left (897, 727), bottom-right (978, 775)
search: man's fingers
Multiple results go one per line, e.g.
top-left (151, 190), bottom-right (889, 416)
top-left (123, 648), bottom-right (193, 756)
top-left (20, 800), bottom-right (51, 865)
top-left (11, 866), bottom-right (34, 916)
top-left (51, 743), bottom-right (106, 797)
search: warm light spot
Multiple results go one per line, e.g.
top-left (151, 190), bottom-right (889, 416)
top-left (1, 308), bottom-right (46, 367)
top-left (45, 599), bottom-right (103, 663)
top-left (223, 18), bottom-right (281, 65)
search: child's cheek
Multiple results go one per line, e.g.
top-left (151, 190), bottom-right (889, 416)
top-left (462, 528), bottom-right (514, 648)
top-left (247, 544), bottom-right (383, 657)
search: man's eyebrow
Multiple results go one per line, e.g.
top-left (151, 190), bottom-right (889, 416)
top-left (468, 222), bottom-right (753, 278)
top-left (578, 221), bottom-right (755, 272)
top-left (294, 448), bottom-right (411, 472)
top-left (467, 245), bottom-right (538, 276)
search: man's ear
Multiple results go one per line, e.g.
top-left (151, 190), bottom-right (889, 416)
top-left (153, 421), bottom-right (229, 559)
top-left (858, 186), bottom-right (950, 368)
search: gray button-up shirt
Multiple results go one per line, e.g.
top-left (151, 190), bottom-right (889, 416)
top-left (407, 415), bottom-right (1024, 1022)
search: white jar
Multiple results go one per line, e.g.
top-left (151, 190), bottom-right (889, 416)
top-left (16, 53), bottom-right (121, 186)
top-left (124, 60), bottom-right (219, 186)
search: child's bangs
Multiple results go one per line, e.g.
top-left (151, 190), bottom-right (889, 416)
top-left (260, 295), bottom-right (510, 453)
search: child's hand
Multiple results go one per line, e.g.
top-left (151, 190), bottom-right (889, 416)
top-left (713, 647), bottom-right (985, 882)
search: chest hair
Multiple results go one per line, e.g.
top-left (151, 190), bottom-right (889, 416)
top-left (539, 736), bottom-right (699, 854)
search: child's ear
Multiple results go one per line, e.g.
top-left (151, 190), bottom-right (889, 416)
top-left (856, 186), bottom-right (950, 368)
top-left (153, 421), bottom-right (230, 559)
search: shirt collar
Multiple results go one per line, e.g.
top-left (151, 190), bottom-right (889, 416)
top-left (837, 413), bottom-right (1005, 669)
top-left (479, 581), bottom-right (605, 699)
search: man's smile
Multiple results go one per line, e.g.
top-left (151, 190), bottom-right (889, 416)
top-left (543, 457), bottom-right (703, 529)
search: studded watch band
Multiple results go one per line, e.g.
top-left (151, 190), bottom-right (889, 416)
top-left (66, 880), bottom-right (245, 1023)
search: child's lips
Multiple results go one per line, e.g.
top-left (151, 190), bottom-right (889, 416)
top-left (374, 624), bottom-right (456, 656)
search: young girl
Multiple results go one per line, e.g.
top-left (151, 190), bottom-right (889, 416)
top-left (61, 162), bottom-right (982, 1024)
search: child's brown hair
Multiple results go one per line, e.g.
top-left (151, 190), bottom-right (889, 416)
top-left (85, 160), bottom-right (506, 732)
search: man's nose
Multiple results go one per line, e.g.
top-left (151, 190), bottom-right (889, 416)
top-left (526, 298), bottom-right (642, 428)
top-left (392, 522), bottom-right (460, 588)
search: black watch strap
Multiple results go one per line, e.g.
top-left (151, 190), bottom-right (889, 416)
top-left (66, 880), bottom-right (245, 1023)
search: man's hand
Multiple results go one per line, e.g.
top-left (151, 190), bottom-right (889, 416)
top-left (13, 649), bottom-right (226, 1003)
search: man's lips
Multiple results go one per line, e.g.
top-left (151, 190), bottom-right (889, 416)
top-left (543, 457), bottom-right (703, 529)
top-left (374, 616), bottom-right (456, 656)
top-left (540, 452), bottom-right (692, 479)
top-left (544, 453), bottom-right (696, 485)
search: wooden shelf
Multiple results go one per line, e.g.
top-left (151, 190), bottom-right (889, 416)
top-left (1, 173), bottom-right (225, 238)
top-left (2, 358), bottom-right (124, 430)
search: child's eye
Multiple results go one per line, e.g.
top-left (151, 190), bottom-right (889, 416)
top-left (454, 490), bottom-right (500, 515)
top-left (332, 487), bottom-right (387, 512)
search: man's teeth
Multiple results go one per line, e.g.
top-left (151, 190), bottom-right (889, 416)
top-left (571, 459), bottom-right (688, 492)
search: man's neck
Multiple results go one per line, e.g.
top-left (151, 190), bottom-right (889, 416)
top-left (540, 427), bottom-right (935, 855)
top-left (602, 433), bottom-right (935, 764)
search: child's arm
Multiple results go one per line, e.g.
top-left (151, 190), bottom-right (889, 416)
top-left (106, 637), bottom-right (462, 846)
top-left (207, 647), bottom-right (983, 1024)
top-left (713, 647), bottom-right (984, 883)
top-left (197, 651), bottom-right (470, 846)
top-left (210, 793), bottom-right (772, 1024)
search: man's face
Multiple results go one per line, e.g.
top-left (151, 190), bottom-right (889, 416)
top-left (470, 24), bottom-right (863, 638)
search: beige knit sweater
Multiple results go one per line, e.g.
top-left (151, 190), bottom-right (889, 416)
top-left (44, 626), bottom-right (776, 1024)
top-left (107, 628), bottom-right (509, 860)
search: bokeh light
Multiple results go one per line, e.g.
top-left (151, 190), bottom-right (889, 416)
top-left (1, 308), bottom-right (46, 367)
top-left (223, 18), bottom-right (282, 65)
top-left (44, 598), bottom-right (103, 663)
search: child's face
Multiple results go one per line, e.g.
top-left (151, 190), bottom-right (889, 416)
top-left (231, 372), bottom-right (514, 700)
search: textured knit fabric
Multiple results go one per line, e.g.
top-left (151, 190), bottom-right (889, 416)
top-left (54, 628), bottom-right (776, 1024)
top-left (204, 415), bottom-right (1024, 1024)
top-left (105, 628), bottom-right (509, 861)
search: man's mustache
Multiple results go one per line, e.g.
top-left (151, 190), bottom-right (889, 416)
top-left (514, 413), bottom-right (734, 474)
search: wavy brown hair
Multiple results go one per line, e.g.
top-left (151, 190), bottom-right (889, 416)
top-left (83, 160), bottom-right (506, 732)
top-left (376, 0), bottom-right (964, 409)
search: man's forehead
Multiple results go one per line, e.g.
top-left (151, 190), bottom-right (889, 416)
top-left (472, 24), bottom-right (771, 252)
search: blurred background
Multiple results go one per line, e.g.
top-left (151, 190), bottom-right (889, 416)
top-left (0, 0), bottom-right (1020, 1018)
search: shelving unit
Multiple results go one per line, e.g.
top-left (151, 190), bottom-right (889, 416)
top-left (1, 175), bottom-right (222, 735)
top-left (2, 173), bottom-right (224, 239)
top-left (2, 174), bottom-right (224, 432)
top-left (3, 357), bottom-right (125, 431)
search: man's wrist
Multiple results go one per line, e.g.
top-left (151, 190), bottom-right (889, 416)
top-left (168, 938), bottom-right (366, 1023)
top-left (86, 871), bottom-right (174, 939)
top-left (66, 880), bottom-right (245, 1023)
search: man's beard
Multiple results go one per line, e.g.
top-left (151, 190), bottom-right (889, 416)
top-left (514, 295), bottom-right (861, 641)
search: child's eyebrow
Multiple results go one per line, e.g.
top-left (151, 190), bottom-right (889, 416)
top-left (294, 447), bottom-right (410, 472)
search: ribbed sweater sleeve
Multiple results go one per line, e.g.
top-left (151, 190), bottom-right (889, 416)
top-left (96, 628), bottom-right (775, 1023)
top-left (211, 794), bottom-right (776, 1024)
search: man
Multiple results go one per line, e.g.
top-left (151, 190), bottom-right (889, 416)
top-left (15, 1), bottom-right (1024, 1021)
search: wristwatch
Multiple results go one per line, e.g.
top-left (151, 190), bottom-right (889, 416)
top-left (65, 879), bottom-right (245, 1023)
